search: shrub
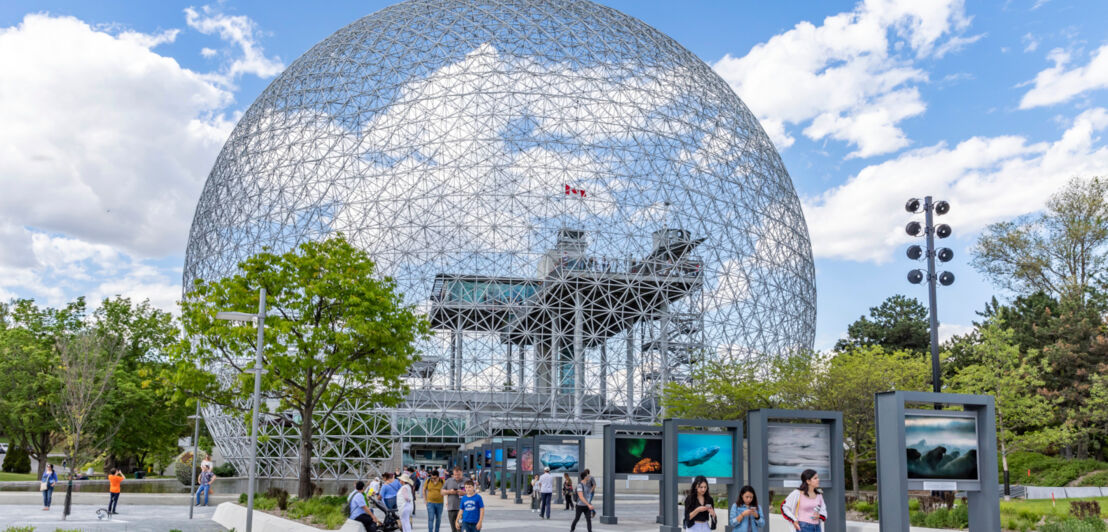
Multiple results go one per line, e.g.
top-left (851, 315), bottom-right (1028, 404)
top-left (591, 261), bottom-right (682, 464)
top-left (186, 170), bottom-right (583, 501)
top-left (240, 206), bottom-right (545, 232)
top-left (1007, 452), bottom-right (1108, 486)
top-left (1078, 471), bottom-right (1108, 487)
top-left (1, 446), bottom-right (31, 474)
top-left (3, 526), bottom-right (35, 532)
top-left (173, 454), bottom-right (195, 486)
top-left (1039, 517), bottom-right (1108, 532)
top-left (1071, 501), bottom-right (1101, 519)
top-left (851, 500), bottom-right (878, 520)
top-left (239, 493), bottom-right (248, 504)
top-left (212, 462), bottom-right (237, 477)
top-left (264, 487), bottom-right (290, 511)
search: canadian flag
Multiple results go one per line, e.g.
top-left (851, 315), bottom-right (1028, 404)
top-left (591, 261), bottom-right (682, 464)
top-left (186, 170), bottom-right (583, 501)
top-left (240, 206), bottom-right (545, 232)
top-left (565, 184), bottom-right (586, 198)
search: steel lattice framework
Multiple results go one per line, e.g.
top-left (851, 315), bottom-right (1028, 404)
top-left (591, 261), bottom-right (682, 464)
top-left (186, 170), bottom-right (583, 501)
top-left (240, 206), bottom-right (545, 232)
top-left (182, 0), bottom-right (816, 481)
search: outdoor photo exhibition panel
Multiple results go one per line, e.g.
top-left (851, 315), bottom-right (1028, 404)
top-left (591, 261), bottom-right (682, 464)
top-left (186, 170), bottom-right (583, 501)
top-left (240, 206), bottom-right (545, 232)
top-left (601, 424), bottom-right (664, 525)
top-left (875, 391), bottom-right (999, 532)
top-left (535, 434), bottom-right (585, 505)
top-left (513, 437), bottom-right (532, 504)
top-left (748, 409), bottom-right (845, 532)
top-left (497, 439), bottom-right (515, 498)
top-left (660, 418), bottom-right (743, 532)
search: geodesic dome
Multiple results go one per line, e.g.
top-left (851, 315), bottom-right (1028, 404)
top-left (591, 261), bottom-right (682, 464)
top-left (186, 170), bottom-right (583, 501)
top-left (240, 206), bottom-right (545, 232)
top-left (183, 0), bottom-right (815, 480)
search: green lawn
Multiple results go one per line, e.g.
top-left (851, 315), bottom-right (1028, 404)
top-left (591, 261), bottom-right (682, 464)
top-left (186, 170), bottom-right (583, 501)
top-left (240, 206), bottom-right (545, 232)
top-left (0, 472), bottom-right (38, 482)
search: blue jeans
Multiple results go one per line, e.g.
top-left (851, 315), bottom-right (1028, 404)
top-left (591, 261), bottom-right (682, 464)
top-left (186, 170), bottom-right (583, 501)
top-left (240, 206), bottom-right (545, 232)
top-left (461, 523), bottom-right (479, 532)
top-left (43, 486), bottom-right (54, 507)
top-left (196, 484), bottom-right (210, 505)
top-left (540, 492), bottom-right (552, 518)
top-left (385, 497), bottom-right (397, 511)
top-left (427, 502), bottom-right (443, 532)
top-left (799, 523), bottom-right (822, 532)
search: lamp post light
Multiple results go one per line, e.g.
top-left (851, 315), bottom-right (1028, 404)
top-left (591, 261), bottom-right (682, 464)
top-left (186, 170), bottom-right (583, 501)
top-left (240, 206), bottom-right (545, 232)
top-left (215, 287), bottom-right (267, 532)
top-left (188, 402), bottom-right (202, 519)
top-left (905, 197), bottom-right (954, 403)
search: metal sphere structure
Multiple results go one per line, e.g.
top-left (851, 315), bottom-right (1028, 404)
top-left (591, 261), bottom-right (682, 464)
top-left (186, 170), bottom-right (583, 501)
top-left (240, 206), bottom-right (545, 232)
top-left (183, 0), bottom-right (816, 480)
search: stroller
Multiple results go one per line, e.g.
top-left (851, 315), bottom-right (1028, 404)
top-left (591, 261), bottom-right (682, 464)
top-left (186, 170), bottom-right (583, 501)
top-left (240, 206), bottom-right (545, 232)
top-left (369, 496), bottom-right (401, 532)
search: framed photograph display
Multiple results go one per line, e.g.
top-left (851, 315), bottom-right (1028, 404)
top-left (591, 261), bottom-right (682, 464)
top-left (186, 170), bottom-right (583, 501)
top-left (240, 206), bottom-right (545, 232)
top-left (767, 423), bottom-right (833, 484)
top-left (538, 443), bottom-right (580, 472)
top-left (614, 436), bottom-right (662, 476)
top-left (903, 411), bottom-right (980, 481)
top-left (676, 431), bottom-right (733, 479)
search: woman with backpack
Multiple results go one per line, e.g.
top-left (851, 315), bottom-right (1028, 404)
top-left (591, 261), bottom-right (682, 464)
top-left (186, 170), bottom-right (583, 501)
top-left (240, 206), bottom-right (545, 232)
top-left (781, 469), bottom-right (826, 531)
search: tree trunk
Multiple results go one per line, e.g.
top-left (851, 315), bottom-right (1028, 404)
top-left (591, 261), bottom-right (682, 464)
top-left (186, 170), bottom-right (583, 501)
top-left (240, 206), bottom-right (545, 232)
top-left (851, 444), bottom-right (860, 497)
top-left (297, 403), bottom-right (315, 499)
top-left (30, 434), bottom-right (52, 478)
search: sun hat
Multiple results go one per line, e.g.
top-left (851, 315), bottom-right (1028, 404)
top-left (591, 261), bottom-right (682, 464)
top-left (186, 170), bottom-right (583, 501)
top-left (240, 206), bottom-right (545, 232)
top-left (399, 473), bottom-right (414, 485)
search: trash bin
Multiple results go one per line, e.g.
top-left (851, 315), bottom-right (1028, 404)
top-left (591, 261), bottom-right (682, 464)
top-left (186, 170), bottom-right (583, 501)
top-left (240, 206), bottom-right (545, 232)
top-left (135, 471), bottom-right (146, 479)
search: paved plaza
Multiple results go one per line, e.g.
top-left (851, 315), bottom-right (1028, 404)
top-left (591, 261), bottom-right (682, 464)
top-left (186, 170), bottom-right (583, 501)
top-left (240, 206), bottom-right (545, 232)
top-left (0, 503), bottom-right (223, 532)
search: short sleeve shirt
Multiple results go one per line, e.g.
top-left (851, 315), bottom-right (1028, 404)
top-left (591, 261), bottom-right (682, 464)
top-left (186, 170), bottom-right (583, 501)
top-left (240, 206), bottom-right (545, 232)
top-left (443, 478), bottom-right (464, 510)
top-left (460, 494), bottom-right (484, 523)
top-left (349, 492), bottom-right (368, 520)
top-left (575, 480), bottom-right (592, 503)
top-left (425, 477), bottom-right (444, 504)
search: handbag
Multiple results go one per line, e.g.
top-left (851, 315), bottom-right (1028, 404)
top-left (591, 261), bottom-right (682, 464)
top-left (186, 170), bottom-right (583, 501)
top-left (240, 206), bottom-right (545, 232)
top-left (39, 482), bottom-right (47, 491)
top-left (709, 515), bottom-right (717, 530)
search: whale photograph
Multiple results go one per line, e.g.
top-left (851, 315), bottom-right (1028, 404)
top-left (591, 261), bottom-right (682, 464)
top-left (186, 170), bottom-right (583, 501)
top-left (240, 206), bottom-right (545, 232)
top-left (904, 414), bottom-right (979, 481)
top-left (767, 424), bottom-right (832, 483)
top-left (677, 432), bottom-right (733, 478)
top-left (615, 437), bottom-right (663, 475)
top-left (539, 443), bottom-right (581, 472)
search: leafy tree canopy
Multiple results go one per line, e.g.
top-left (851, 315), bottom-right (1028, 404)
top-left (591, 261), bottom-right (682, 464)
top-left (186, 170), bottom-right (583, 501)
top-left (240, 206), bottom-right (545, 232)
top-left (834, 295), bottom-right (929, 354)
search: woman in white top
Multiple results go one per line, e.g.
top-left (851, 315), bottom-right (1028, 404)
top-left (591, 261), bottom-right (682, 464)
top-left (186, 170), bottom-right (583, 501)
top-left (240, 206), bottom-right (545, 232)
top-left (397, 473), bottom-right (415, 532)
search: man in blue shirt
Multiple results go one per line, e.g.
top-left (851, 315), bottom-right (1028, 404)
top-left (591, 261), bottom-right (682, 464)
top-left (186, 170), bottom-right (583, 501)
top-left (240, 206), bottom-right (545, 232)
top-left (380, 472), bottom-right (401, 511)
top-left (455, 480), bottom-right (484, 532)
top-left (349, 480), bottom-right (382, 532)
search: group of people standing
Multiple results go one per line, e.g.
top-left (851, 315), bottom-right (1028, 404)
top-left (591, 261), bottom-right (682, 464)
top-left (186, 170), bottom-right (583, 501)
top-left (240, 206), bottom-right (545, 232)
top-left (38, 454), bottom-right (219, 514)
top-left (348, 466), bottom-right (485, 532)
top-left (682, 468), bottom-right (826, 532)
top-left (528, 466), bottom-right (596, 531)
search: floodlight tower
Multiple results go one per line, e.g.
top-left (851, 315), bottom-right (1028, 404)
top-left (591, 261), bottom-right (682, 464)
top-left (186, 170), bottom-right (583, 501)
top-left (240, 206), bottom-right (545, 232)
top-left (905, 197), bottom-right (954, 400)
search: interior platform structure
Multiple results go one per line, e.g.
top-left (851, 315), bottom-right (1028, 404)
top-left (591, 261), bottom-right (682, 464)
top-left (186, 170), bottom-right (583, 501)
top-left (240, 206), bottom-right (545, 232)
top-left (412, 227), bottom-right (706, 444)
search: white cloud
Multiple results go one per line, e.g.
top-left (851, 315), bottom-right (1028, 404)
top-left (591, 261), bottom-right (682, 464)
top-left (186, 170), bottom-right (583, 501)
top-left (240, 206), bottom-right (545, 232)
top-left (1022, 33), bottom-right (1040, 53)
top-left (939, 323), bottom-right (974, 343)
top-left (712, 0), bottom-right (975, 158)
top-left (201, 47), bottom-right (217, 58)
top-left (185, 5), bottom-right (284, 81)
top-left (1020, 45), bottom-right (1108, 109)
top-left (0, 11), bottom-right (279, 313)
top-left (804, 107), bottom-right (1108, 263)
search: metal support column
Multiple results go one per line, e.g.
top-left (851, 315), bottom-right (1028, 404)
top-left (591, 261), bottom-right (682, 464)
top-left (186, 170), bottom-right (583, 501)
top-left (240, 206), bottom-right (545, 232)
top-left (574, 292), bottom-right (584, 420)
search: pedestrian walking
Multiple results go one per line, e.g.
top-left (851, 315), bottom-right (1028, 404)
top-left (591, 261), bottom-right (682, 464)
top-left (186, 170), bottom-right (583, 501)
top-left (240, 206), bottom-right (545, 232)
top-left (424, 468), bottom-right (445, 532)
top-left (584, 469), bottom-right (596, 511)
top-left (398, 473), bottom-right (416, 532)
top-left (562, 473), bottom-right (574, 510)
top-left (443, 467), bottom-right (465, 532)
top-left (196, 464), bottom-right (216, 506)
top-left (41, 464), bottom-right (57, 511)
top-left (682, 475), bottom-right (716, 531)
top-left (537, 467), bottom-right (553, 519)
top-left (381, 472), bottom-right (401, 511)
top-left (729, 485), bottom-right (765, 532)
top-left (781, 469), bottom-right (825, 531)
top-left (454, 480), bottom-right (484, 532)
top-left (348, 480), bottom-right (383, 532)
top-left (530, 475), bottom-right (539, 512)
top-left (569, 470), bottom-right (595, 532)
top-left (369, 476), bottom-right (381, 498)
top-left (107, 468), bottom-right (125, 514)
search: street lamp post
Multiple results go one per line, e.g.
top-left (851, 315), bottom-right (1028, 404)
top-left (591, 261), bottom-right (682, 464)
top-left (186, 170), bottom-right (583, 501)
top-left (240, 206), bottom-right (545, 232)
top-left (216, 287), bottom-right (267, 532)
top-left (905, 197), bottom-right (954, 403)
top-left (188, 402), bottom-right (201, 519)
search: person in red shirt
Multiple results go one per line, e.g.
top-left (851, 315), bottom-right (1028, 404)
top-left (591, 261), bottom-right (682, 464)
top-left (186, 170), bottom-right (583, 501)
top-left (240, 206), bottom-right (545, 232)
top-left (107, 468), bottom-right (125, 514)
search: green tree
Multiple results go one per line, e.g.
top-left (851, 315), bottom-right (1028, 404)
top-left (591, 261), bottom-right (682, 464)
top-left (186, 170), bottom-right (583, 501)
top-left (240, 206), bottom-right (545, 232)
top-left (171, 236), bottom-right (430, 498)
top-left (947, 325), bottom-right (1057, 489)
top-left (817, 346), bottom-right (928, 495)
top-left (662, 350), bottom-right (819, 421)
top-left (971, 176), bottom-right (1108, 306)
top-left (834, 295), bottom-right (929, 354)
top-left (0, 298), bottom-right (86, 477)
top-left (90, 297), bottom-right (189, 474)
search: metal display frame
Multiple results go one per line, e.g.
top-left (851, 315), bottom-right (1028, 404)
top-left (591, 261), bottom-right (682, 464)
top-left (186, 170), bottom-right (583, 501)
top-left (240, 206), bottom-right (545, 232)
top-left (534, 434), bottom-right (585, 506)
top-left (748, 409), bottom-right (845, 532)
top-left (601, 423), bottom-right (665, 525)
top-left (513, 437), bottom-right (533, 504)
top-left (498, 439), bottom-right (515, 499)
top-left (875, 391), bottom-right (999, 531)
top-left (660, 418), bottom-right (743, 532)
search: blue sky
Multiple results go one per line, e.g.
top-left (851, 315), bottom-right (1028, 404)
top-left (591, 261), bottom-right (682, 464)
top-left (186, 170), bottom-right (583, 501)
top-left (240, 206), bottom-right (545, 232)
top-left (1, 0), bottom-right (1106, 350)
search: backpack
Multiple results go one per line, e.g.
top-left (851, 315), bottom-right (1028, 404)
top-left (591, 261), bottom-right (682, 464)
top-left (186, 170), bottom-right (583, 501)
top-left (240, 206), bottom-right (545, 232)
top-left (342, 491), bottom-right (357, 518)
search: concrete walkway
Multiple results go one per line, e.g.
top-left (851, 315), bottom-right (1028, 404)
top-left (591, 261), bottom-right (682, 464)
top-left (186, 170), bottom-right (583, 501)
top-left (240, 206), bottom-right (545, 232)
top-left (0, 503), bottom-right (225, 531)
